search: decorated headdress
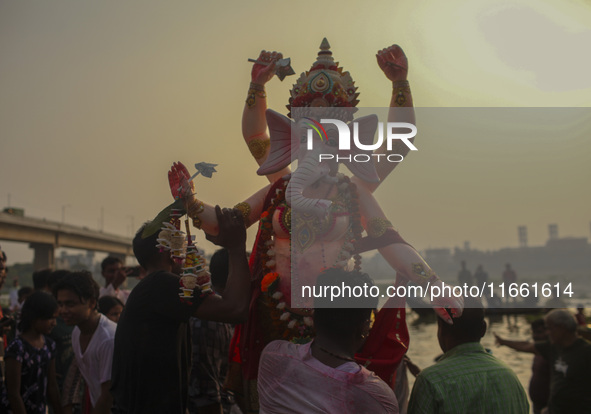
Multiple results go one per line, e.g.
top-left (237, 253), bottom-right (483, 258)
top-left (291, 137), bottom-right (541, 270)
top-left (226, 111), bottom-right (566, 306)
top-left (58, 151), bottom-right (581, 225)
top-left (287, 38), bottom-right (359, 121)
top-left (258, 39), bottom-right (379, 183)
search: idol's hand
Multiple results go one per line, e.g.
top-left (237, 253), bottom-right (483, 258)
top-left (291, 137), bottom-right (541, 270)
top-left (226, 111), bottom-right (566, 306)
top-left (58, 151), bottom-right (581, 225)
top-left (376, 44), bottom-right (408, 82)
top-left (168, 161), bottom-right (196, 204)
top-left (251, 50), bottom-right (283, 85)
top-left (430, 282), bottom-right (464, 324)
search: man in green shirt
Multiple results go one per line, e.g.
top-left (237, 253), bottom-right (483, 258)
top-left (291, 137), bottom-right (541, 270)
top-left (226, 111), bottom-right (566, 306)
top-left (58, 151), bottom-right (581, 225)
top-left (408, 298), bottom-right (529, 414)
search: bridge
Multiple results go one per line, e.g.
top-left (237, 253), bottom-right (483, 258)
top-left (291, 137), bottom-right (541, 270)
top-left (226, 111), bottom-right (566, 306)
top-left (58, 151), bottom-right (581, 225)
top-left (0, 212), bottom-right (133, 270)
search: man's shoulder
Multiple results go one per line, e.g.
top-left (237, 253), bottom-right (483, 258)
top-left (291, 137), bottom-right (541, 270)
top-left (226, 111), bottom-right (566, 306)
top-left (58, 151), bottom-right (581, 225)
top-left (416, 349), bottom-right (524, 398)
top-left (262, 340), bottom-right (299, 357)
top-left (485, 353), bottom-right (525, 379)
top-left (571, 337), bottom-right (591, 355)
top-left (260, 341), bottom-right (308, 370)
top-left (416, 359), bottom-right (448, 385)
top-left (357, 366), bottom-right (396, 395)
top-left (126, 270), bottom-right (179, 301)
top-left (98, 314), bottom-right (117, 338)
top-left (84, 316), bottom-right (117, 358)
top-left (143, 269), bottom-right (179, 282)
top-left (534, 340), bottom-right (554, 357)
top-left (351, 368), bottom-right (398, 412)
top-left (133, 270), bottom-right (178, 289)
top-left (420, 345), bottom-right (511, 380)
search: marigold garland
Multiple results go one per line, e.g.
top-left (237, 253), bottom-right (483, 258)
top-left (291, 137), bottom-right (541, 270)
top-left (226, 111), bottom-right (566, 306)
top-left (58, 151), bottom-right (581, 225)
top-left (255, 174), bottom-right (364, 344)
top-left (261, 272), bottom-right (279, 293)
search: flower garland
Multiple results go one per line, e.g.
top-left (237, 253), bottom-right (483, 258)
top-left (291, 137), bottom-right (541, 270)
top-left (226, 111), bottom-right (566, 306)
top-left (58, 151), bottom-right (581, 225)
top-left (260, 271), bottom-right (314, 343)
top-left (156, 207), bottom-right (213, 306)
top-left (256, 174), bottom-right (363, 343)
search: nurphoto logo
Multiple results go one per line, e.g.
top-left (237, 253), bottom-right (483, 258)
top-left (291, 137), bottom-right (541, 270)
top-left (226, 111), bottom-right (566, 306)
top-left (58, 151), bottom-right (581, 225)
top-left (303, 117), bottom-right (418, 163)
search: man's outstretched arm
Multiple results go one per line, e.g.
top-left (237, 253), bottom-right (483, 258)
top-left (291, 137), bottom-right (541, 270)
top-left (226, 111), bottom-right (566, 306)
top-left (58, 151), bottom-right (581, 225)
top-left (194, 206), bottom-right (251, 323)
top-left (494, 333), bottom-right (536, 353)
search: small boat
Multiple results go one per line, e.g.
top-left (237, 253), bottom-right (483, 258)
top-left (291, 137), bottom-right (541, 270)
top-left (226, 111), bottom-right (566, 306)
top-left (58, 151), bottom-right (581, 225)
top-left (406, 295), bottom-right (544, 318)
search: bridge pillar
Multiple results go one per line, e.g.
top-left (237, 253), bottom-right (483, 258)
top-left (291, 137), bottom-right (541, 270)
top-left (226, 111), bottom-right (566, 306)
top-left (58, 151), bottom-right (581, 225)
top-left (30, 243), bottom-right (55, 271)
top-left (111, 253), bottom-right (127, 262)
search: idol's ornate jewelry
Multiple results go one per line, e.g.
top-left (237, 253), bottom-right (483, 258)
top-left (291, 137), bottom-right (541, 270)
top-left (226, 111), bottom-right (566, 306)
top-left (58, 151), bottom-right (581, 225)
top-left (233, 202), bottom-right (252, 225)
top-left (187, 200), bottom-right (204, 229)
top-left (411, 262), bottom-right (439, 283)
top-left (246, 82), bottom-right (266, 108)
top-left (367, 217), bottom-right (394, 238)
top-left (247, 136), bottom-right (270, 160)
top-left (392, 80), bottom-right (410, 106)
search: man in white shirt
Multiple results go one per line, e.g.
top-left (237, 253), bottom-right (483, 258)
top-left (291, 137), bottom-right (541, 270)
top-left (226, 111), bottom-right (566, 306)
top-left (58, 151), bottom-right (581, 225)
top-left (55, 271), bottom-right (116, 414)
top-left (258, 269), bottom-right (399, 414)
top-left (99, 256), bottom-right (131, 304)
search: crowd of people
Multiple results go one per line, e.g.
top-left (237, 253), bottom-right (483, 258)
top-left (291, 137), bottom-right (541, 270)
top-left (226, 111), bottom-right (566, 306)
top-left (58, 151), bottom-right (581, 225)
top-left (0, 207), bottom-right (251, 414)
top-left (1, 236), bottom-right (590, 414)
top-left (1, 39), bottom-right (590, 414)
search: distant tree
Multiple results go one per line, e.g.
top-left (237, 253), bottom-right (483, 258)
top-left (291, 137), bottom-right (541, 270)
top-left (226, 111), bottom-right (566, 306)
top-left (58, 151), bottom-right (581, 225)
top-left (1, 262), bottom-right (34, 292)
top-left (70, 262), bottom-right (89, 272)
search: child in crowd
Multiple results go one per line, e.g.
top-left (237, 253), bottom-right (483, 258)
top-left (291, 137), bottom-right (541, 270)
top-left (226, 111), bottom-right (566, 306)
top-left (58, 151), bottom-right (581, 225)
top-left (10, 286), bottom-right (34, 335)
top-left (98, 296), bottom-right (124, 324)
top-left (54, 271), bottom-right (116, 414)
top-left (0, 291), bottom-right (63, 414)
top-left (11, 286), bottom-right (33, 313)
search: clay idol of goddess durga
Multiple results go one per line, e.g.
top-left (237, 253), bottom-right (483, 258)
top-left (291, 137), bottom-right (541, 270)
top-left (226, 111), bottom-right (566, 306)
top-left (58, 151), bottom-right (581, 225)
top-left (167, 38), bottom-right (463, 406)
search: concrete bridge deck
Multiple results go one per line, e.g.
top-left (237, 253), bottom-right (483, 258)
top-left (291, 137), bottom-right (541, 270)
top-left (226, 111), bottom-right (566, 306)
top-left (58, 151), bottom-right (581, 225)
top-left (0, 212), bottom-right (133, 269)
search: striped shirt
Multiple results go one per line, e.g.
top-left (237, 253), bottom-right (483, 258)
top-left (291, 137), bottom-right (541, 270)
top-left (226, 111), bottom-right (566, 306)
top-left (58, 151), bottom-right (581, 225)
top-left (408, 342), bottom-right (529, 414)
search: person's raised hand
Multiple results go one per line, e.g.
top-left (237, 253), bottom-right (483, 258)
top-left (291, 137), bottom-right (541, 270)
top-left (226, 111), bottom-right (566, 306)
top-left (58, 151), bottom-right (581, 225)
top-left (205, 206), bottom-right (246, 249)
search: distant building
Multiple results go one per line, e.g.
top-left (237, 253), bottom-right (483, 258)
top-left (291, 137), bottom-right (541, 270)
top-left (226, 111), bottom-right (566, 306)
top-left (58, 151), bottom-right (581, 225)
top-left (55, 250), bottom-right (96, 271)
top-left (518, 226), bottom-right (528, 247)
top-left (424, 248), bottom-right (453, 264)
top-left (548, 224), bottom-right (559, 240)
top-left (545, 237), bottom-right (588, 251)
top-left (412, 233), bottom-right (590, 286)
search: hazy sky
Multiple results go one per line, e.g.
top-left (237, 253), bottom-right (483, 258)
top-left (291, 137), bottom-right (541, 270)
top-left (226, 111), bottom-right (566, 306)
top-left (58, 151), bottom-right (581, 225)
top-left (1, 0), bottom-right (590, 264)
